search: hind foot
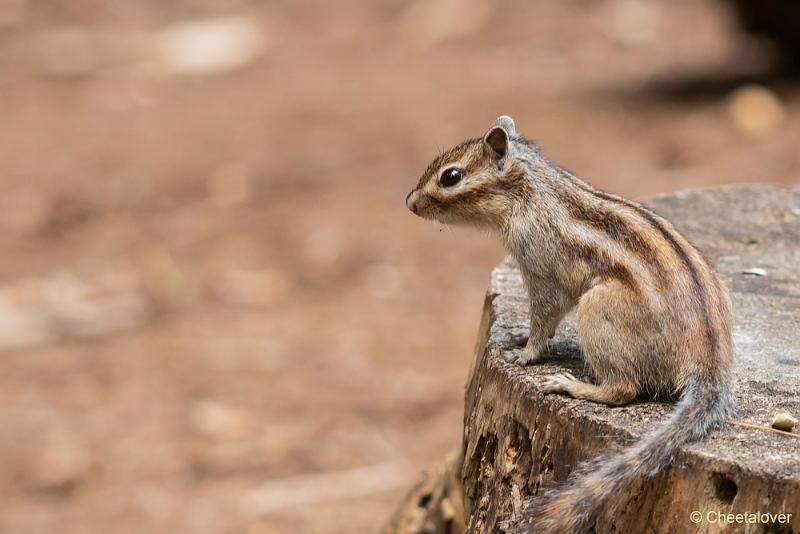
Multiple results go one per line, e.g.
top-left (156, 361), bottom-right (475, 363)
top-left (541, 372), bottom-right (582, 395)
top-left (541, 373), bottom-right (636, 406)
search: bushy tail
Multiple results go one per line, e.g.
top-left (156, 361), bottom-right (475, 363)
top-left (517, 378), bottom-right (734, 533)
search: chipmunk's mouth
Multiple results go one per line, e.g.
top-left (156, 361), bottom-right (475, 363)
top-left (407, 190), bottom-right (434, 219)
top-left (405, 190), bottom-right (418, 214)
top-left (406, 190), bottom-right (453, 225)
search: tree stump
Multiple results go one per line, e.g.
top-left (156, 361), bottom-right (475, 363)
top-left (461, 185), bottom-right (800, 533)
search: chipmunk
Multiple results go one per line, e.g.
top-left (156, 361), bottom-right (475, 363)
top-left (406, 116), bottom-right (735, 533)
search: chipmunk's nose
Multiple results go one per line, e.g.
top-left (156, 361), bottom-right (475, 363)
top-left (406, 190), bottom-right (419, 214)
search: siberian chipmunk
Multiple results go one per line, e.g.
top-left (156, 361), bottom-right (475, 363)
top-left (406, 116), bottom-right (735, 533)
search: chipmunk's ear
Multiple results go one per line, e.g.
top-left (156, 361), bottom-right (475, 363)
top-left (484, 115), bottom-right (515, 158)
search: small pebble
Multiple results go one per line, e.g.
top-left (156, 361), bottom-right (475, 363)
top-left (742, 268), bottom-right (767, 277)
top-left (771, 410), bottom-right (798, 432)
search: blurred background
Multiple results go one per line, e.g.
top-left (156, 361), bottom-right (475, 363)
top-left (0, 1), bottom-right (798, 533)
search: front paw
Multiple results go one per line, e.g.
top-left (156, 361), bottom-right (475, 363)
top-left (541, 372), bottom-right (579, 394)
top-left (503, 345), bottom-right (545, 366)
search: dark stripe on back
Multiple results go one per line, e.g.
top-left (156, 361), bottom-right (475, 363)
top-left (574, 182), bottom-right (718, 351)
top-left (554, 188), bottom-right (665, 277)
top-left (561, 238), bottom-right (639, 295)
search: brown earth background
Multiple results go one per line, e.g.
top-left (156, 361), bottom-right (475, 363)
top-left (0, 1), bottom-right (798, 533)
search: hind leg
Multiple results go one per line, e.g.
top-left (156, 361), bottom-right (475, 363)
top-left (541, 372), bottom-right (637, 406)
top-left (541, 281), bottom-right (654, 406)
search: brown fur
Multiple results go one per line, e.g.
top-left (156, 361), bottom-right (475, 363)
top-left (406, 116), bottom-right (735, 533)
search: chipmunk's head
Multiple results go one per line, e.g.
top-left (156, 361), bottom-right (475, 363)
top-left (406, 115), bottom-right (530, 229)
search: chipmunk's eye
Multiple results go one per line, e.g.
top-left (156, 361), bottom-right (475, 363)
top-left (439, 167), bottom-right (464, 188)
